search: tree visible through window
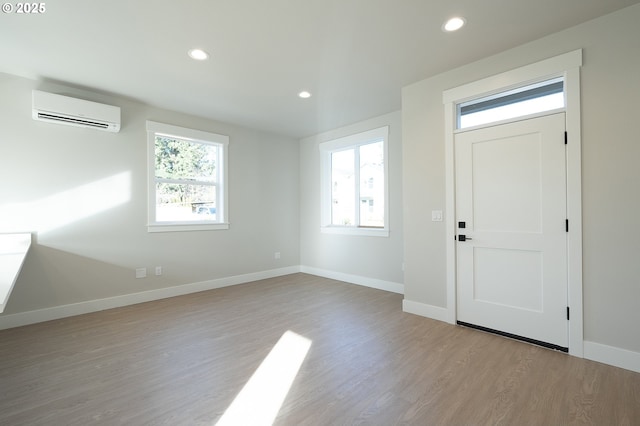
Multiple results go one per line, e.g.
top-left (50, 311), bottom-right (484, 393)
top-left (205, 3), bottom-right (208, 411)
top-left (146, 121), bottom-right (229, 232)
top-left (154, 136), bottom-right (218, 222)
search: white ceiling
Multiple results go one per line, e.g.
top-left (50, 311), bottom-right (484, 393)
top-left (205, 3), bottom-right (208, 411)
top-left (2, 0), bottom-right (639, 138)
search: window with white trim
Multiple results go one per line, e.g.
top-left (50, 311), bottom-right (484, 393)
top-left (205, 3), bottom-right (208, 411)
top-left (457, 77), bottom-right (565, 129)
top-left (320, 126), bottom-right (389, 236)
top-left (146, 121), bottom-right (229, 232)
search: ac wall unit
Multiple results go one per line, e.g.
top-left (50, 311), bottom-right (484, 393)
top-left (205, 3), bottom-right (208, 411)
top-left (32, 90), bottom-right (121, 132)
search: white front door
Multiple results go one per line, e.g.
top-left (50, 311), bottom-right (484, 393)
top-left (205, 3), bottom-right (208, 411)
top-left (455, 113), bottom-right (568, 349)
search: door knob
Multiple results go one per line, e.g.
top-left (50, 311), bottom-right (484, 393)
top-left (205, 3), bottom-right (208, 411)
top-left (458, 235), bottom-right (472, 241)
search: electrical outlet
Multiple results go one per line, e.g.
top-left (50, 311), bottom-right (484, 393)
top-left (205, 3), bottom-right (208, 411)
top-left (155, 266), bottom-right (162, 276)
top-left (135, 268), bottom-right (147, 279)
top-left (274, 252), bottom-right (281, 259)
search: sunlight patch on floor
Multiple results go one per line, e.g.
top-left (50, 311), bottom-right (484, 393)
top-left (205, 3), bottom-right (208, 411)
top-left (216, 330), bottom-right (312, 426)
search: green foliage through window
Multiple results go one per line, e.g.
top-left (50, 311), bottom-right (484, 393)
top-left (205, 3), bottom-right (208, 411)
top-left (154, 136), bottom-right (218, 218)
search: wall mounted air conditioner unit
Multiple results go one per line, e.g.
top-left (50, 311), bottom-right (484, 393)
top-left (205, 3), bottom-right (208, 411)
top-left (32, 90), bottom-right (121, 132)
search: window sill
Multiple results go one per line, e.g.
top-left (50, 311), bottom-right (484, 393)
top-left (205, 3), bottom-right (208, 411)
top-left (321, 226), bottom-right (389, 237)
top-left (148, 223), bottom-right (230, 233)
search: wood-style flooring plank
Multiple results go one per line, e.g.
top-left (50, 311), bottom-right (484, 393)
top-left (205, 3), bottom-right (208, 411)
top-left (0, 273), bottom-right (638, 425)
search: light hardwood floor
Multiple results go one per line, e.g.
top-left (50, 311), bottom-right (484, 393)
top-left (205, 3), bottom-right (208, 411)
top-left (1, 273), bottom-right (638, 425)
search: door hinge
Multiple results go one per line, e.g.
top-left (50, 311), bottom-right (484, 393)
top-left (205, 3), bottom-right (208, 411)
top-left (566, 219), bottom-right (569, 232)
top-left (567, 306), bottom-right (570, 320)
top-left (564, 131), bottom-right (568, 145)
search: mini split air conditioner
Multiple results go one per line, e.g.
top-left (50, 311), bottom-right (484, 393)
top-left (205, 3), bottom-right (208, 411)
top-left (32, 90), bottom-right (121, 132)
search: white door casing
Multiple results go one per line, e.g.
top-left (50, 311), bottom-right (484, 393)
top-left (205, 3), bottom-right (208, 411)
top-left (455, 113), bottom-right (568, 349)
top-left (442, 50), bottom-right (583, 356)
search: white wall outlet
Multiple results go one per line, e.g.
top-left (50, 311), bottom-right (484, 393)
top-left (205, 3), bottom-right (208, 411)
top-left (155, 266), bottom-right (162, 276)
top-left (274, 252), bottom-right (281, 259)
top-left (431, 210), bottom-right (443, 222)
top-left (135, 268), bottom-right (147, 279)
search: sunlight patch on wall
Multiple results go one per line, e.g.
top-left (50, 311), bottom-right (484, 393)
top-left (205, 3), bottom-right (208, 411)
top-left (0, 172), bottom-right (131, 234)
top-left (216, 330), bottom-right (312, 426)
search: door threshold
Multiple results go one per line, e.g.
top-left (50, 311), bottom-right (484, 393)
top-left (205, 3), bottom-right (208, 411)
top-left (457, 321), bottom-right (569, 353)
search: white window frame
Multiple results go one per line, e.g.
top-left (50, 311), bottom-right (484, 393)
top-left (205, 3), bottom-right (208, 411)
top-left (442, 49), bottom-right (583, 356)
top-left (319, 126), bottom-right (389, 237)
top-left (146, 120), bottom-right (229, 233)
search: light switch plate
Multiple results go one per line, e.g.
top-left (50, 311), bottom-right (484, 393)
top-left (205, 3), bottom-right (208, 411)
top-left (431, 210), bottom-right (443, 222)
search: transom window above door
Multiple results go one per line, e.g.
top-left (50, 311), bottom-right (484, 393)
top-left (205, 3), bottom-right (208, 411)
top-left (457, 77), bottom-right (564, 130)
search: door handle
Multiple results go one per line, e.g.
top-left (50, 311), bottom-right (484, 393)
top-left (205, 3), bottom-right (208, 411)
top-left (458, 235), bottom-right (473, 241)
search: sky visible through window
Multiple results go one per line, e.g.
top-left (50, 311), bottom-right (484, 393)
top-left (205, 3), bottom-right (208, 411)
top-left (331, 141), bottom-right (384, 227)
top-left (459, 92), bottom-right (564, 129)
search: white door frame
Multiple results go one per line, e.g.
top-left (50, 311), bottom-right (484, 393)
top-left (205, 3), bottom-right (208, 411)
top-left (442, 50), bottom-right (584, 357)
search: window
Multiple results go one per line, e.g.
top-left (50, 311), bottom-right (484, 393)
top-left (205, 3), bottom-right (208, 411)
top-left (146, 121), bottom-right (229, 232)
top-left (457, 77), bottom-right (564, 129)
top-left (320, 126), bottom-right (389, 236)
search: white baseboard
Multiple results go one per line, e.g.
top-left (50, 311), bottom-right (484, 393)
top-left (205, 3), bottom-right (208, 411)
top-left (3, 266), bottom-right (639, 375)
top-left (403, 302), bottom-right (640, 373)
top-left (0, 266), bottom-right (300, 331)
top-left (584, 340), bottom-right (640, 373)
top-left (402, 299), bottom-right (451, 323)
top-left (299, 266), bottom-right (404, 294)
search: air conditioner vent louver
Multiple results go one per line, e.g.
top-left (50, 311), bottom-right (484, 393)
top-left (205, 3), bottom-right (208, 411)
top-left (32, 90), bottom-right (121, 133)
top-left (36, 112), bottom-right (110, 129)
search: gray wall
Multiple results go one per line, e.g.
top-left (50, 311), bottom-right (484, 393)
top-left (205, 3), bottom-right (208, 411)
top-left (402, 5), bottom-right (640, 353)
top-left (0, 73), bottom-right (300, 315)
top-left (299, 111), bottom-right (404, 286)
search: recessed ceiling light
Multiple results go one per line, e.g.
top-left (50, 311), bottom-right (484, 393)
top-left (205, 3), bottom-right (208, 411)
top-left (298, 91), bottom-right (312, 99)
top-left (443, 17), bottom-right (466, 32)
top-left (188, 48), bottom-right (209, 61)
